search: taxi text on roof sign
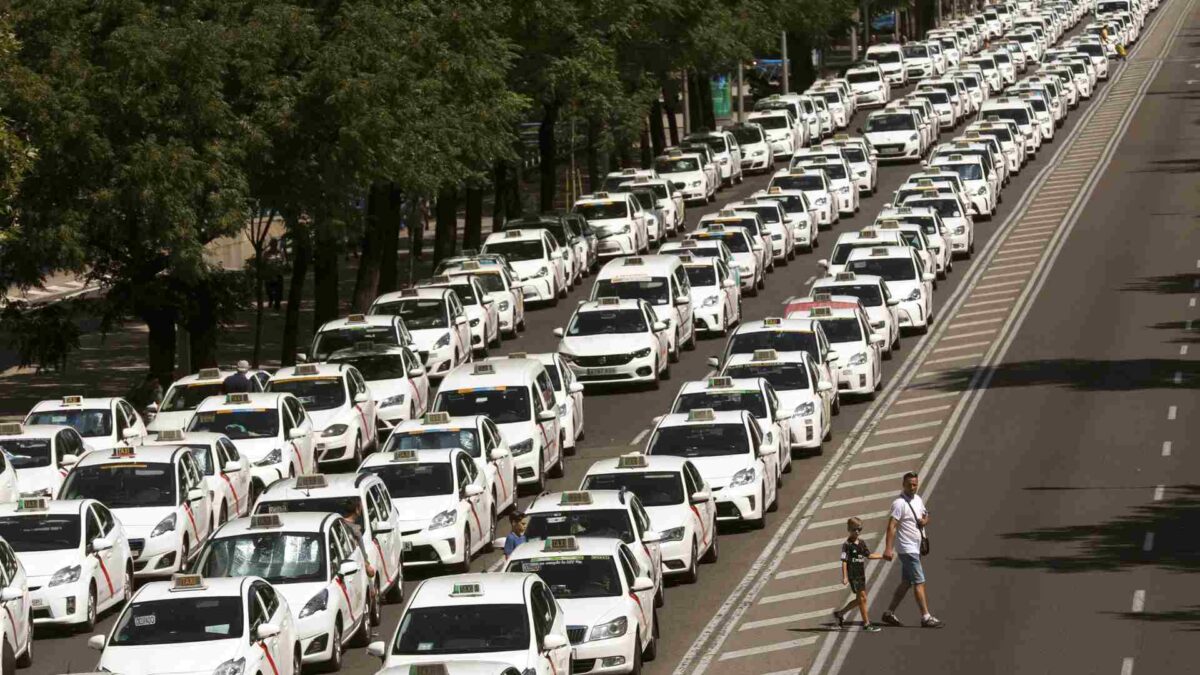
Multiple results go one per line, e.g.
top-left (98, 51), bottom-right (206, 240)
top-left (507, 352), bottom-right (528, 359)
top-left (871, 247), bottom-right (889, 256)
top-left (170, 573), bottom-right (207, 591)
top-left (559, 491), bottom-right (594, 506)
top-left (762, 317), bottom-right (783, 326)
top-left (295, 363), bottom-right (320, 376)
top-left (623, 257), bottom-right (644, 266)
top-left (834, 272), bottom-right (857, 281)
top-left (597, 296), bottom-right (621, 306)
top-left (687, 408), bottom-right (716, 423)
top-left (347, 314), bottom-right (366, 323)
top-left (423, 411), bottom-right (452, 425)
top-left (543, 536), bottom-right (579, 553)
top-left (157, 429), bottom-right (186, 442)
top-left (617, 453), bottom-right (648, 469)
top-left (392, 449), bottom-right (419, 462)
top-left (708, 376), bottom-right (733, 389)
top-left (809, 307), bottom-right (833, 317)
top-left (226, 393), bottom-right (251, 404)
top-left (250, 514), bottom-right (282, 529)
top-left (0, 422), bottom-right (24, 435)
top-left (400, 288), bottom-right (419, 297)
top-left (471, 363), bottom-right (496, 375)
top-left (17, 497), bottom-right (49, 511)
top-left (295, 474), bottom-right (328, 490)
top-left (450, 582), bottom-right (483, 597)
top-left (63, 395), bottom-right (83, 405)
top-left (753, 349), bottom-right (778, 361)
top-left (197, 368), bottom-right (222, 380)
top-left (111, 445), bottom-right (137, 459)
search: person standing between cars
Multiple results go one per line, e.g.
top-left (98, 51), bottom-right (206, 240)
top-left (503, 512), bottom-right (528, 557)
top-left (222, 360), bottom-right (254, 394)
top-left (881, 471), bottom-right (943, 628)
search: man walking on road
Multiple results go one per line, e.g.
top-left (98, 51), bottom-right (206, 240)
top-left (881, 471), bottom-right (943, 628)
top-left (222, 360), bottom-right (254, 394)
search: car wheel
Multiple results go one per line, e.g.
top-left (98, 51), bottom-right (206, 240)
top-left (832, 394), bottom-right (841, 416)
top-left (323, 621), bottom-right (343, 673)
top-left (2, 639), bottom-right (14, 675)
top-left (717, 310), bottom-right (728, 337)
top-left (123, 564), bottom-right (134, 602)
top-left (682, 539), bottom-right (700, 584)
top-left (80, 585), bottom-right (97, 632)
top-left (649, 360), bottom-right (661, 390)
top-left (489, 326), bottom-right (502, 348)
top-left (455, 530), bottom-right (472, 574)
top-left (684, 326), bottom-right (696, 351)
top-left (350, 433), bottom-right (363, 467)
top-left (644, 610), bottom-right (660, 661)
top-left (550, 440), bottom-right (565, 478)
top-left (700, 527), bottom-right (719, 563)
top-left (756, 273), bottom-right (765, 290)
top-left (748, 488), bottom-right (766, 530)
top-left (669, 333), bottom-right (680, 363)
top-left (219, 503), bottom-right (228, 526)
top-left (630, 633), bottom-right (644, 675)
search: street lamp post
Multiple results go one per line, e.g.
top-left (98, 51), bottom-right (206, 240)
top-left (781, 31), bottom-right (790, 94)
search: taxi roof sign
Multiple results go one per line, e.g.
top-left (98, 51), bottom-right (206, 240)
top-left (423, 411), bottom-right (452, 425)
top-left (708, 376), bottom-right (733, 389)
top-left (346, 314), bottom-right (366, 324)
top-left (250, 514), bottom-right (282, 529)
top-left (752, 349), bottom-right (779, 362)
top-left (391, 449), bottom-right (419, 462)
top-left (450, 582), bottom-right (483, 597)
top-left (559, 491), bottom-right (594, 506)
top-left (767, 187), bottom-right (783, 194)
top-left (0, 423), bottom-right (23, 436)
top-left (170, 574), bottom-right (206, 592)
top-left (506, 352), bottom-right (528, 360)
top-left (427, 275), bottom-right (452, 285)
top-left (543, 536), bottom-right (579, 553)
top-left (679, 240), bottom-right (698, 248)
top-left (834, 272), bottom-right (857, 281)
top-left (623, 257), bottom-right (644, 266)
top-left (871, 247), bottom-right (890, 256)
top-left (596, 296), bottom-right (621, 307)
top-left (197, 368), bottom-right (222, 380)
top-left (226, 392), bottom-right (251, 404)
top-left (111, 445), bottom-right (136, 459)
top-left (17, 497), bottom-right (48, 511)
top-left (809, 307), bottom-right (833, 317)
top-left (294, 364), bottom-right (320, 376)
top-left (686, 408), bottom-right (716, 422)
top-left (617, 453), bottom-right (648, 469)
top-left (677, 255), bottom-right (695, 264)
top-left (812, 293), bottom-right (833, 302)
top-left (460, 260), bottom-right (481, 271)
top-left (504, 229), bottom-right (523, 238)
top-left (295, 474), bottom-right (328, 490)
top-left (399, 288), bottom-right (420, 297)
top-left (471, 363), bottom-right (496, 375)
top-left (62, 395), bottom-right (83, 405)
top-left (858, 229), bottom-right (878, 238)
top-left (157, 429), bottom-right (186, 442)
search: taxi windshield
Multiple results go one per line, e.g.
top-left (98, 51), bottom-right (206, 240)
top-left (360, 463), bottom-right (454, 498)
top-left (329, 353), bottom-right (408, 381)
top-left (740, 205), bottom-right (780, 224)
top-left (594, 278), bottom-right (670, 306)
top-left (26, 409), bottom-right (111, 438)
top-left (435, 283), bottom-right (477, 304)
top-left (770, 175), bottom-right (824, 192)
top-left (693, 232), bottom-right (749, 253)
top-left (750, 115), bottom-right (789, 130)
top-left (111, 597), bottom-right (243, 645)
top-left (268, 377), bottom-right (346, 412)
top-left (726, 363), bottom-right (811, 391)
top-left (372, 299), bottom-right (447, 330)
top-left (60, 464), bottom-right (175, 508)
top-left (161, 383), bottom-right (224, 412)
top-left (392, 605), bottom-right (529, 655)
top-left (197, 532), bottom-right (326, 584)
top-left (256, 496), bottom-right (360, 519)
top-left (815, 284), bottom-right (884, 307)
top-left (761, 193), bottom-right (807, 212)
top-left (675, 391), bottom-right (767, 419)
top-left (483, 240), bottom-right (545, 262)
top-left (567, 309), bottom-right (648, 336)
top-left (868, 50), bottom-right (902, 63)
top-left (840, 147), bottom-right (867, 163)
top-left (189, 410), bottom-right (279, 440)
top-left (847, 71), bottom-right (881, 83)
top-left (986, 107), bottom-right (1030, 126)
top-left (654, 157), bottom-right (701, 173)
top-left (649, 424), bottom-right (749, 458)
top-left (385, 428), bottom-right (481, 457)
top-left (906, 198), bottom-right (961, 218)
top-left (935, 162), bottom-right (983, 181)
top-left (729, 330), bottom-right (818, 360)
top-left (0, 515), bottom-right (80, 552)
top-left (684, 266), bottom-right (717, 287)
top-left (507, 556), bottom-right (622, 598)
top-left (0, 438), bottom-right (53, 469)
top-left (818, 318), bottom-right (864, 343)
top-left (312, 326), bottom-right (398, 359)
top-left (582, 471), bottom-right (684, 507)
top-left (525, 509), bottom-right (634, 543)
top-left (435, 388), bottom-right (531, 425)
top-left (470, 273), bottom-right (507, 293)
top-left (805, 163), bottom-right (847, 180)
top-left (847, 258), bottom-right (917, 281)
top-left (730, 126), bottom-right (765, 145)
top-left (865, 114), bottom-right (915, 132)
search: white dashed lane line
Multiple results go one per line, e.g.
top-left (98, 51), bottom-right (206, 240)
top-left (1122, 656), bottom-right (1136, 675)
top-left (1153, 485), bottom-right (1165, 501)
top-left (718, 638), bottom-right (819, 661)
top-left (791, 532), bottom-right (876, 554)
top-left (1131, 590), bottom-right (1146, 613)
top-left (740, 609), bottom-right (836, 632)
top-left (629, 428), bottom-right (649, 446)
top-left (1162, 441), bottom-right (1173, 457)
top-left (861, 437), bottom-right (934, 452)
top-left (1167, 405), bottom-right (1177, 420)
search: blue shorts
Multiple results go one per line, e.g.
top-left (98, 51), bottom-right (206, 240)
top-left (899, 553), bottom-right (925, 585)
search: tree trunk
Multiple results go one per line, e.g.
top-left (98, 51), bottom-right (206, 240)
top-left (696, 74), bottom-right (716, 131)
top-left (639, 118), bottom-right (653, 169)
top-left (352, 184), bottom-right (386, 312)
top-left (463, 185), bottom-right (484, 250)
top-left (252, 250), bottom-right (265, 367)
top-left (312, 218), bottom-right (340, 331)
top-left (492, 161), bottom-right (509, 232)
top-left (585, 117), bottom-right (602, 194)
top-left (433, 184), bottom-right (459, 265)
top-left (790, 32), bottom-right (817, 90)
top-left (687, 72), bottom-right (703, 132)
top-left (539, 101), bottom-right (560, 212)
top-left (280, 214), bottom-right (310, 366)
top-left (378, 184), bottom-right (403, 294)
top-left (649, 99), bottom-right (667, 155)
top-left (142, 306), bottom-right (177, 385)
top-left (662, 82), bottom-right (681, 145)
top-left (187, 281), bottom-right (219, 370)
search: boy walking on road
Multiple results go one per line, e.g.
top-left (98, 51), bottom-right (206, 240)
top-left (833, 517), bottom-right (883, 632)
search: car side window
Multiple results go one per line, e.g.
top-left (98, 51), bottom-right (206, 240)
top-left (0, 541), bottom-right (18, 580)
top-left (364, 488), bottom-right (383, 524)
top-left (681, 466), bottom-right (698, 495)
top-left (632, 499), bottom-right (652, 535)
top-left (370, 485), bottom-right (392, 522)
top-left (455, 456), bottom-right (471, 492)
top-left (85, 507), bottom-right (102, 544)
top-left (256, 583), bottom-right (280, 618)
top-left (95, 503), bottom-right (115, 535)
top-left (220, 439), bottom-right (240, 462)
top-left (529, 584), bottom-right (550, 643)
top-left (748, 422), bottom-right (762, 454)
top-left (247, 586), bottom-right (268, 633)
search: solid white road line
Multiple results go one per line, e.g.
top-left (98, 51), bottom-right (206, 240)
top-left (741, 609), bottom-right (836, 631)
top-left (933, 341), bottom-right (991, 353)
top-left (891, 392), bottom-right (959, 405)
top-left (1153, 485), bottom-right (1164, 501)
top-left (1181, 345), bottom-right (1188, 356)
top-left (951, 316), bottom-right (1006, 328)
top-left (836, 473), bottom-right (903, 489)
top-left (1131, 590), bottom-right (1145, 613)
top-left (884, 405), bottom-right (952, 420)
top-left (808, 511), bottom-right (889, 529)
top-left (1122, 657), bottom-right (1135, 675)
top-left (924, 352), bottom-right (985, 365)
top-left (1143, 532), bottom-right (1155, 552)
top-left (938, 329), bottom-right (996, 341)
top-left (872, 420), bottom-right (943, 436)
top-left (719, 637), bottom-right (818, 661)
top-left (862, 437), bottom-right (934, 453)
top-left (630, 429), bottom-right (649, 446)
top-left (775, 561), bottom-right (843, 580)
top-left (849, 453), bottom-right (924, 470)
top-left (821, 490), bottom-right (896, 509)
top-left (1162, 441), bottom-right (1172, 456)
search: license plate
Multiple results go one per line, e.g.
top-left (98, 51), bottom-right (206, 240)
top-left (31, 599), bottom-right (45, 608)
top-left (588, 367), bottom-right (619, 376)
top-left (403, 541), bottom-right (413, 552)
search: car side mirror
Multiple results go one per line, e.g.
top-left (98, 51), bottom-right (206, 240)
top-left (146, 402), bottom-right (159, 413)
top-left (454, 315), bottom-right (468, 326)
top-left (631, 576), bottom-right (655, 593)
top-left (826, 352), bottom-right (840, 363)
top-left (757, 445), bottom-right (777, 456)
top-left (922, 272), bottom-right (936, 282)
top-left (187, 487), bottom-right (205, 502)
top-left (561, 250), bottom-right (571, 261)
top-left (372, 521), bottom-right (393, 534)
top-left (817, 259), bottom-right (830, 269)
top-left (690, 490), bottom-right (712, 504)
top-left (641, 530), bottom-right (664, 544)
top-left (367, 641), bottom-right (387, 659)
top-left (817, 380), bottom-right (834, 392)
top-left (483, 296), bottom-right (495, 305)
top-left (408, 367), bottom-right (426, 378)
top-left (870, 333), bottom-right (886, 346)
top-left (706, 356), bottom-right (719, 368)
top-left (222, 460), bottom-right (242, 473)
top-left (463, 483), bottom-right (484, 498)
top-left (354, 392), bottom-right (369, 404)
top-left (722, 278), bottom-right (736, 289)
top-left (338, 560), bottom-right (361, 577)
top-left (542, 633), bottom-right (569, 652)
top-left (255, 623), bottom-right (281, 641)
top-left (553, 327), bottom-right (565, 338)
top-left (296, 353), bottom-right (308, 364)
top-left (60, 453), bottom-right (79, 467)
top-left (886, 298), bottom-right (901, 307)
top-left (122, 428), bottom-right (140, 440)
top-left (675, 295), bottom-right (691, 306)
top-left (652, 321), bottom-right (668, 332)
top-left (88, 634), bottom-right (106, 652)
top-left (489, 448), bottom-right (510, 461)
top-left (538, 410), bottom-right (558, 422)
top-left (568, 382), bottom-right (584, 394)
top-left (288, 428), bottom-right (308, 440)
top-left (90, 536), bottom-right (114, 553)
top-left (856, 127), bottom-right (863, 134)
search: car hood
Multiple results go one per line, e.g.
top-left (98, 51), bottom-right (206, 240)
top-left (98, 640), bottom-right (243, 675)
top-left (763, 128), bottom-right (791, 140)
top-left (20, 549), bottom-right (79, 584)
top-left (113, 505), bottom-right (176, 532)
top-left (560, 596), bottom-right (628, 629)
top-left (865, 130), bottom-right (917, 144)
top-left (776, 389), bottom-right (821, 413)
top-left (15, 466), bottom-right (62, 496)
top-left (408, 328), bottom-right (453, 351)
top-left (691, 287), bottom-right (721, 308)
top-left (686, 455), bottom-right (755, 488)
top-left (230, 437), bottom-right (282, 463)
top-left (850, 81), bottom-right (883, 92)
top-left (659, 170), bottom-right (705, 183)
top-left (384, 653), bottom-right (532, 672)
top-left (644, 505), bottom-right (688, 531)
top-left (510, 259), bottom-right (549, 279)
top-left (559, 334), bottom-right (656, 357)
top-left (391, 494), bottom-right (458, 526)
top-left (307, 407), bottom-right (351, 433)
top-left (275, 580), bottom-right (328, 617)
top-left (147, 410), bottom-right (195, 433)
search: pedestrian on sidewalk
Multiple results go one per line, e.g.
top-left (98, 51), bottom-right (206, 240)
top-left (833, 517), bottom-right (883, 632)
top-left (881, 471), bottom-right (942, 628)
top-left (222, 360), bottom-right (253, 394)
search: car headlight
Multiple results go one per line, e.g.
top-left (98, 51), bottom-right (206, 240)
top-left (620, 224), bottom-right (632, 234)
top-left (702, 295), bottom-right (718, 308)
top-left (557, 403), bottom-right (567, 416)
top-left (150, 513), bottom-right (177, 538)
top-left (470, 318), bottom-right (480, 327)
top-left (839, 186), bottom-right (850, 194)
top-left (795, 402), bottom-right (816, 417)
top-left (691, 181), bottom-right (702, 187)
top-left (536, 266), bottom-right (549, 277)
top-left (323, 424), bottom-right (348, 438)
top-left (659, 526), bottom-right (686, 542)
top-left (434, 333), bottom-right (451, 349)
top-left (848, 352), bottom-right (869, 366)
top-left (730, 467), bottom-right (757, 487)
top-left (754, 149), bottom-right (766, 156)
top-left (298, 589), bottom-right (328, 619)
top-left (498, 300), bottom-right (510, 311)
top-left (764, 431), bottom-right (773, 445)
top-left (909, 134), bottom-right (920, 142)
top-left (905, 288), bottom-right (922, 302)
top-left (738, 265), bottom-right (752, 275)
top-left (49, 564), bottom-right (81, 587)
top-left (559, 353), bottom-right (576, 363)
top-left (510, 439), bottom-right (534, 456)
top-left (589, 616), bottom-right (628, 641)
top-left (632, 347), bottom-right (652, 358)
top-left (20, 488), bottom-right (52, 498)
top-left (429, 509), bottom-right (458, 530)
top-left (814, 197), bottom-right (828, 205)
top-left (976, 186), bottom-right (988, 196)
top-left (954, 226), bottom-right (967, 235)
top-left (254, 447), bottom-right (282, 467)
top-left (380, 394), bottom-right (406, 408)
top-left (212, 658), bottom-right (246, 675)
top-left (857, 170), bottom-right (869, 177)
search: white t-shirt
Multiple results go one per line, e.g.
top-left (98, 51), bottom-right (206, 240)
top-left (889, 493), bottom-right (926, 555)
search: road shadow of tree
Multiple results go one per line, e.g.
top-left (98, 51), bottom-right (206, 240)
top-left (967, 484), bottom-right (1200, 575)
top-left (1121, 273), bottom-right (1200, 294)
top-left (1130, 157), bottom-right (1200, 174)
top-left (1107, 606), bottom-right (1200, 632)
top-left (909, 358), bottom-right (1197, 393)
top-left (1148, 320), bottom-right (1200, 343)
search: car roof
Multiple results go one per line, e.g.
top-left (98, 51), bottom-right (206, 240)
top-left (259, 473), bottom-right (373, 501)
top-left (195, 392), bottom-right (289, 412)
top-left (813, 272), bottom-right (887, 288)
top-left (595, 255), bottom-right (681, 279)
top-left (654, 409), bottom-right (751, 428)
top-left (845, 245), bottom-right (914, 261)
top-left (409, 572), bottom-right (534, 608)
top-left (485, 228), bottom-right (549, 242)
top-left (575, 298), bottom-right (645, 313)
top-left (677, 377), bottom-right (767, 395)
top-left (360, 447), bottom-right (462, 469)
top-left (0, 498), bottom-right (89, 518)
top-left (29, 397), bottom-right (120, 413)
top-left (132, 575), bottom-right (253, 603)
top-left (317, 314), bottom-right (399, 331)
top-left (373, 287), bottom-right (453, 305)
top-left (214, 511), bottom-right (336, 538)
top-left (391, 414), bottom-right (487, 435)
top-left (439, 359), bottom-right (543, 390)
top-left (724, 350), bottom-right (815, 369)
top-left (76, 444), bottom-right (186, 467)
top-left (736, 317), bottom-right (818, 333)
top-left (272, 362), bottom-right (350, 380)
top-left (507, 536), bottom-right (625, 561)
top-left (143, 430), bottom-right (229, 446)
top-left (0, 423), bottom-right (65, 440)
top-left (527, 489), bottom-right (632, 513)
top-left (584, 453), bottom-right (690, 475)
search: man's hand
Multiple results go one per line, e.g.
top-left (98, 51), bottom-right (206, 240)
top-left (883, 548), bottom-right (895, 561)
top-left (841, 576), bottom-right (849, 586)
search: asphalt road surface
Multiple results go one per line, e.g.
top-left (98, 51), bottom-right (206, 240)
top-left (30, 2), bottom-right (1199, 673)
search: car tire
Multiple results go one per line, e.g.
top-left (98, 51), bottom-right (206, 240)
top-left (533, 452), bottom-right (546, 492)
top-left (455, 530), bottom-right (472, 574)
top-left (322, 621), bottom-right (343, 673)
top-left (645, 610), bottom-right (660, 660)
top-left (700, 528), bottom-right (719, 563)
top-left (682, 539), bottom-right (700, 584)
top-left (630, 634), bottom-right (644, 675)
top-left (16, 613), bottom-right (31, 668)
top-left (684, 326), bottom-right (696, 351)
top-left (832, 394), bottom-right (841, 416)
top-left (350, 433), bottom-right (363, 468)
top-left (80, 585), bottom-right (97, 632)
top-left (2, 640), bottom-right (13, 675)
top-left (748, 488), bottom-right (766, 530)
top-left (756, 273), bottom-right (765, 291)
top-left (669, 334), bottom-right (680, 363)
top-left (489, 327), bottom-right (502, 348)
top-left (550, 440), bottom-right (565, 478)
top-left (123, 564), bottom-right (134, 602)
top-left (649, 360), bottom-right (661, 391)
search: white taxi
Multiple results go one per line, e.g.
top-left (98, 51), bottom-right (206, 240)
top-left (89, 574), bottom-right (299, 675)
top-left (786, 298), bottom-right (885, 398)
top-left (434, 360), bottom-right (564, 492)
top-left (652, 149), bottom-right (715, 204)
top-left (269, 362), bottom-right (377, 467)
top-left (0, 422), bottom-right (84, 498)
top-left (727, 198), bottom-right (795, 263)
top-left (793, 156), bottom-right (860, 216)
top-left (766, 168), bottom-right (838, 227)
top-left (372, 288), bottom-right (472, 378)
top-left (143, 430), bottom-right (251, 524)
top-left (746, 110), bottom-right (798, 159)
top-left (580, 454), bottom-right (717, 582)
top-left (188, 392), bottom-right (316, 493)
top-left (329, 342), bottom-right (431, 433)
top-left (555, 298), bottom-right (671, 389)
top-left (680, 254), bottom-right (741, 335)
top-left (367, 573), bottom-right (572, 675)
top-left (25, 395), bottom-right (147, 453)
top-left (845, 246), bottom-right (936, 334)
top-left (442, 260), bottom-right (526, 337)
top-left (860, 108), bottom-right (925, 162)
top-left (384, 412), bottom-right (517, 516)
top-left (571, 192), bottom-right (650, 258)
top-left (876, 206), bottom-right (953, 279)
top-left (59, 445), bottom-right (212, 579)
top-left (709, 317), bottom-right (841, 415)
top-left (149, 367), bottom-right (268, 432)
top-left (590, 255), bottom-right (697, 363)
top-left (645, 410), bottom-right (777, 529)
top-left (667, 377), bottom-right (789, 475)
top-left (252, 473), bottom-right (405, 605)
top-left (689, 223), bottom-right (765, 295)
top-left (901, 193), bottom-right (975, 259)
top-left (358, 448), bottom-right (493, 573)
top-left (617, 177), bottom-right (684, 235)
top-left (719, 350), bottom-right (833, 453)
top-left (0, 534), bottom-right (32, 668)
top-left (0, 497), bottom-right (131, 631)
top-left (307, 313), bottom-right (413, 363)
top-left (419, 275), bottom-right (502, 356)
top-left (506, 536), bottom-right (659, 674)
top-left (754, 187), bottom-right (819, 250)
top-left (503, 353), bottom-right (585, 455)
top-left (194, 513), bottom-right (372, 669)
top-left (811, 271), bottom-right (901, 356)
top-left (483, 228), bottom-right (570, 303)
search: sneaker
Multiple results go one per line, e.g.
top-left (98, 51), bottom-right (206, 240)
top-left (921, 616), bottom-right (944, 628)
top-left (832, 609), bottom-right (845, 627)
top-left (881, 612), bottom-right (903, 627)
top-left (863, 624), bottom-right (882, 633)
